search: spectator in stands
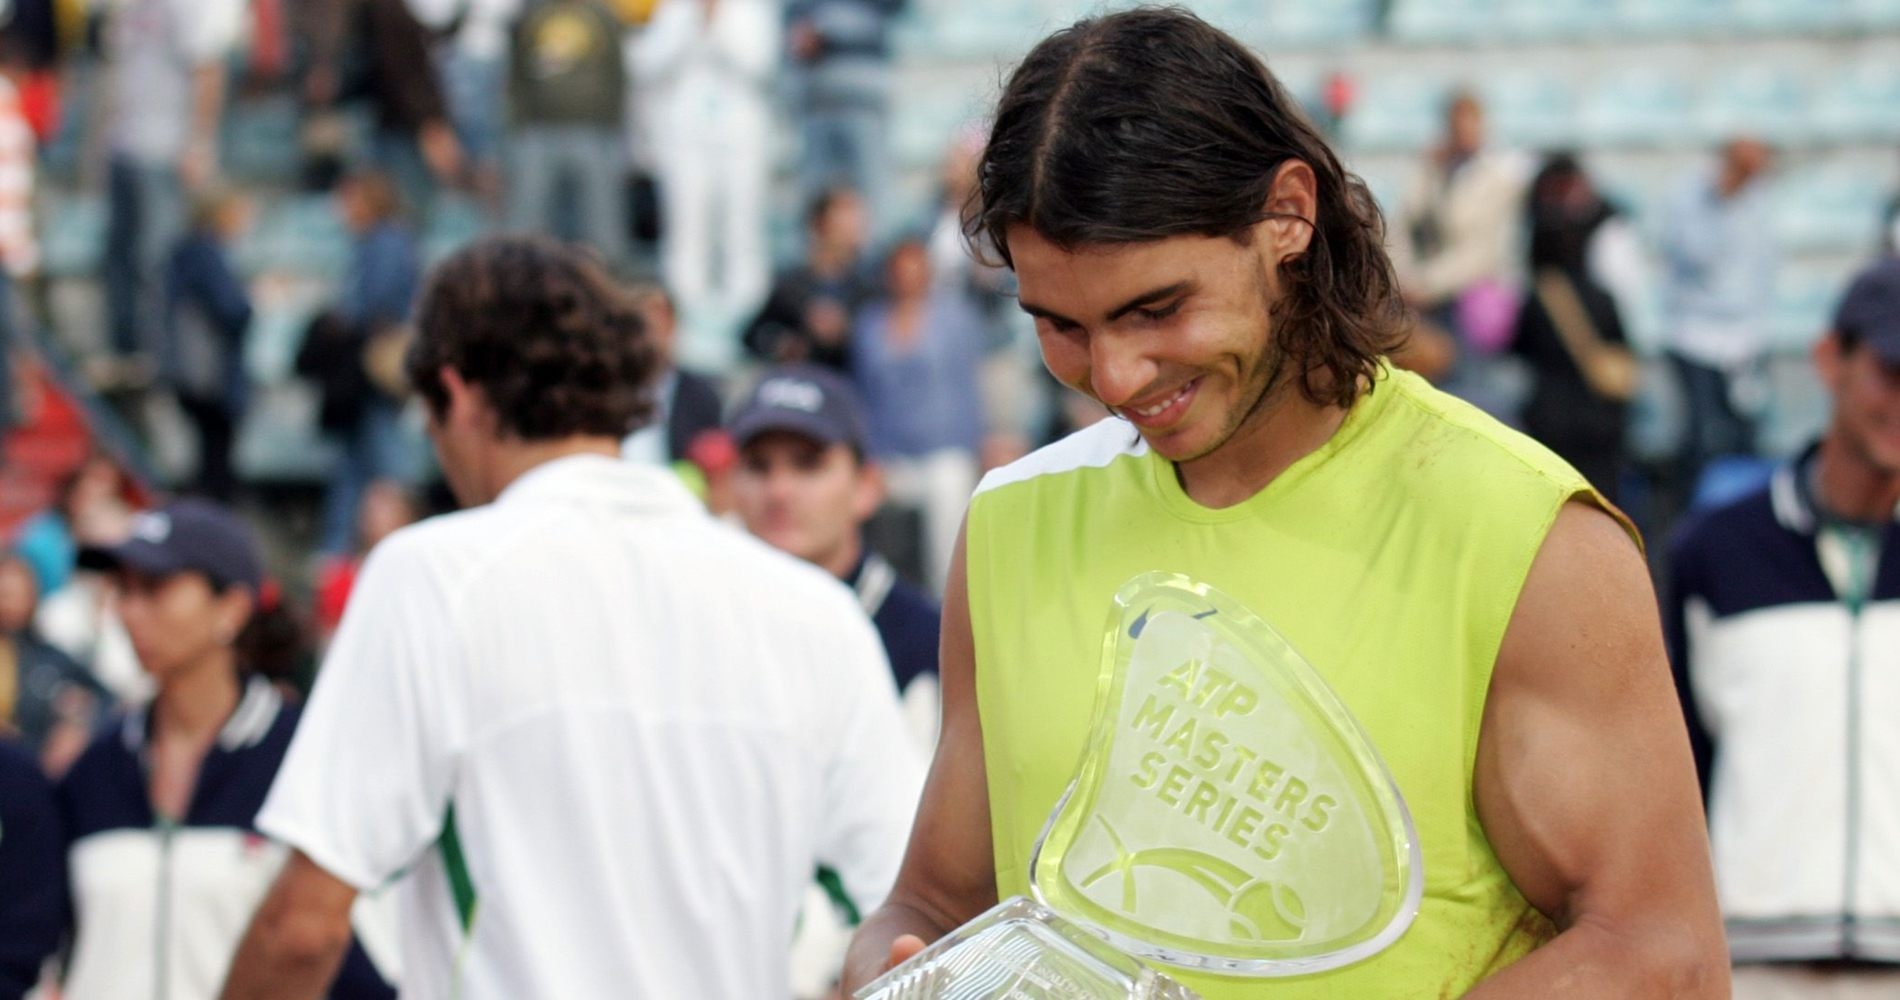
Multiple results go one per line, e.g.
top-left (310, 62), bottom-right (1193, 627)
top-left (60, 500), bottom-right (393, 1000)
top-left (635, 0), bottom-right (778, 363)
top-left (727, 363), bottom-right (938, 999)
top-left (298, 170), bottom-right (422, 557)
top-left (221, 236), bottom-right (919, 1000)
top-left (313, 480), bottom-right (421, 642)
top-left (409, 0), bottom-right (521, 210)
top-left (0, 37), bottom-right (38, 305)
top-left (162, 187), bottom-right (255, 503)
top-left (848, 236), bottom-right (985, 594)
top-left (0, 736), bottom-right (65, 1000)
top-left (99, 0), bottom-right (245, 367)
top-left (1392, 89), bottom-right (1530, 417)
top-left (788, 0), bottom-right (905, 233)
top-left (0, 0), bottom-right (68, 143)
top-left (1666, 255), bottom-right (1900, 998)
top-left (618, 282), bottom-right (723, 467)
top-left (300, 0), bottom-right (464, 215)
top-left (0, 549), bottom-right (107, 776)
top-left (12, 454), bottom-right (135, 599)
top-left (926, 124), bottom-right (1011, 322)
top-left (729, 365), bottom-right (940, 723)
top-left (745, 187), bottom-right (873, 369)
top-left (508, 0), bottom-right (631, 265)
top-left (1659, 137), bottom-right (1778, 488)
top-left (1511, 154), bottom-right (1636, 503)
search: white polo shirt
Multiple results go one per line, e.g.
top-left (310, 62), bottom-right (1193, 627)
top-left (258, 455), bottom-right (923, 999)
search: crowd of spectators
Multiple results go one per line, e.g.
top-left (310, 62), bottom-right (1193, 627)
top-left (0, 3), bottom-right (1896, 998)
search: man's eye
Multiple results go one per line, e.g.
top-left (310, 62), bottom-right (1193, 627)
top-left (1137, 301), bottom-right (1182, 323)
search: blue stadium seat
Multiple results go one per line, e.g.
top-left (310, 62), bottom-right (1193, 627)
top-left (1341, 74), bottom-right (1450, 152)
top-left (1481, 71), bottom-right (1579, 151)
top-left (422, 197), bottom-right (489, 267)
top-left (1697, 66), bottom-right (1812, 146)
top-left (1852, 0), bottom-right (1900, 28)
top-left (247, 196), bottom-right (351, 279)
top-left (1772, 163), bottom-right (1888, 253)
top-left (1579, 70), bottom-right (1695, 147)
top-left (220, 98), bottom-right (301, 183)
top-left (1259, 0), bottom-right (1375, 48)
top-left (892, 89), bottom-right (985, 171)
top-left (1767, 260), bottom-right (1853, 350)
top-left (38, 194), bottom-right (105, 278)
top-left (1497, 0), bottom-right (1603, 40)
top-left (1610, 0), bottom-right (1731, 37)
top-left (1814, 59), bottom-right (1900, 142)
top-left (1732, 0), bottom-right (1849, 33)
top-left (1387, 0), bottom-right (1498, 43)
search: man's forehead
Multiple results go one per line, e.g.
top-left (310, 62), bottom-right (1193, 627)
top-left (741, 430), bottom-right (841, 459)
top-left (1007, 228), bottom-right (1243, 313)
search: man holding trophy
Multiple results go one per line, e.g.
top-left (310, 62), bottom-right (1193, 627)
top-left (842, 8), bottom-right (1728, 998)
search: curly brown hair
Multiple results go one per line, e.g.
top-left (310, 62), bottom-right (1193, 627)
top-left (406, 236), bottom-right (658, 440)
top-left (971, 6), bottom-right (1408, 408)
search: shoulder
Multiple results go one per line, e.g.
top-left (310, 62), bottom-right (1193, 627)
top-left (974, 416), bottom-right (1146, 499)
top-left (1665, 479), bottom-right (1786, 590)
top-left (0, 738), bottom-right (50, 797)
top-left (1373, 370), bottom-right (1589, 490)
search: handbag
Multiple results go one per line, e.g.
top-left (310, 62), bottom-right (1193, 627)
top-left (1534, 270), bottom-right (1638, 403)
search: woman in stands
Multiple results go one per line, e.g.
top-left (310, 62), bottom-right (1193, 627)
top-left (55, 499), bottom-right (393, 1000)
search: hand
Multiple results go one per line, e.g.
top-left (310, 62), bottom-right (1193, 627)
top-left (419, 120), bottom-right (464, 186)
top-left (790, 21), bottom-right (822, 62)
top-left (885, 934), bottom-right (926, 971)
top-left (806, 299), bottom-right (849, 346)
top-left (180, 139), bottom-right (217, 192)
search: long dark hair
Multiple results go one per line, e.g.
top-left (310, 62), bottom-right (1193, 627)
top-left (969, 6), bottom-right (1406, 407)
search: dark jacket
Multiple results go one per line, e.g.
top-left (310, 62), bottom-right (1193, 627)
top-left (667, 368), bottom-right (724, 462)
top-left (162, 230), bottom-right (254, 415)
top-left (0, 738), bottom-right (65, 1000)
top-left (510, 0), bottom-right (627, 127)
top-left (57, 678), bottom-right (395, 997)
top-left (2, 631), bottom-right (110, 752)
top-left (304, 0), bottom-right (450, 132)
top-left (846, 549), bottom-right (938, 693)
top-left (295, 221), bottom-right (418, 433)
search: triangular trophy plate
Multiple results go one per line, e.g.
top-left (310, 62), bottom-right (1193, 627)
top-left (1028, 572), bottom-right (1423, 977)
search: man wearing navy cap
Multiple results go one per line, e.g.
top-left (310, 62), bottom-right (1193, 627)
top-left (1666, 256), bottom-right (1900, 997)
top-left (730, 365), bottom-right (940, 723)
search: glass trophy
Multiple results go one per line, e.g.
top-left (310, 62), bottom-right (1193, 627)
top-left (856, 573), bottom-right (1423, 999)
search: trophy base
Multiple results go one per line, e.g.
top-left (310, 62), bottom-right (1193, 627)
top-left (854, 897), bottom-right (1201, 999)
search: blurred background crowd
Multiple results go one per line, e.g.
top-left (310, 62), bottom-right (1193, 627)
top-left (0, 0), bottom-right (1897, 994)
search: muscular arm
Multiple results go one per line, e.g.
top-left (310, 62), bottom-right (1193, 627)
top-left (1466, 503), bottom-right (1728, 998)
top-left (220, 852), bottom-right (358, 1000)
top-left (839, 520), bottom-right (999, 993)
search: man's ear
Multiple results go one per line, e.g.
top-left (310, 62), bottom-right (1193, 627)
top-left (1257, 160), bottom-right (1318, 263)
top-left (1813, 332), bottom-right (1844, 392)
top-left (216, 586), bottom-right (255, 646)
top-left (854, 460), bottom-right (887, 522)
top-left (439, 367), bottom-right (496, 435)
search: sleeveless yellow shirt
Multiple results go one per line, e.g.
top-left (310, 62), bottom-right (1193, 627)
top-left (964, 366), bottom-right (1628, 997)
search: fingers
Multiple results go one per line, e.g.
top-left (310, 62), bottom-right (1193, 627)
top-left (885, 934), bottom-right (926, 973)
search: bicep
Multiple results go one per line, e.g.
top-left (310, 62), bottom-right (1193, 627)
top-left (1476, 502), bottom-right (1719, 930)
top-left (885, 518), bottom-right (998, 928)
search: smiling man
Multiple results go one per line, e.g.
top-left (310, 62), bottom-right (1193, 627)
top-left (839, 8), bottom-right (1727, 999)
top-left (1667, 256), bottom-right (1900, 998)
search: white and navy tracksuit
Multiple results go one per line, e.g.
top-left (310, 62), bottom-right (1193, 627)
top-left (56, 677), bottom-right (393, 1000)
top-left (1667, 450), bottom-right (1900, 963)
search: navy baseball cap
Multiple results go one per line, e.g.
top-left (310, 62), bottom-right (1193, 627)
top-left (78, 499), bottom-right (264, 593)
top-left (728, 365), bottom-right (868, 452)
top-left (1833, 256), bottom-right (1900, 364)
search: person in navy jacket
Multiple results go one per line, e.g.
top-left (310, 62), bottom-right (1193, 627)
top-left (57, 500), bottom-right (393, 1000)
